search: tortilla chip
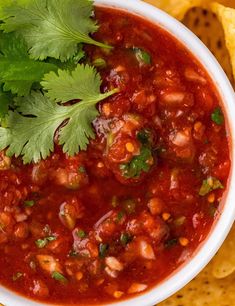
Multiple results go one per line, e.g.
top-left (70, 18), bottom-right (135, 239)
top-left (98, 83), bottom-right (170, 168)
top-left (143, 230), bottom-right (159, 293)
top-left (158, 224), bottom-right (235, 306)
top-left (158, 265), bottom-right (235, 306)
top-left (144, 1), bottom-right (234, 85)
top-left (212, 225), bottom-right (235, 278)
top-left (183, 7), bottom-right (234, 84)
top-left (143, 1), bottom-right (235, 20)
top-left (144, 0), bottom-right (202, 20)
top-left (207, 0), bottom-right (235, 8)
top-left (211, 3), bottom-right (235, 82)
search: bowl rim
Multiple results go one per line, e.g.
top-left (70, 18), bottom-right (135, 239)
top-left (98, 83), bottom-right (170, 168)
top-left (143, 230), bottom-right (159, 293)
top-left (0, 1), bottom-right (235, 306)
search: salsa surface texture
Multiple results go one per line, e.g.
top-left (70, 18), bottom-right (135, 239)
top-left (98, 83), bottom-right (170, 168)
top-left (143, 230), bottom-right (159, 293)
top-left (0, 6), bottom-right (230, 305)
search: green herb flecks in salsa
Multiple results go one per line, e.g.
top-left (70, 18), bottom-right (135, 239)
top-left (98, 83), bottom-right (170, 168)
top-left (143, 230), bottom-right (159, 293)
top-left (211, 107), bottom-right (224, 125)
top-left (99, 243), bottom-right (109, 258)
top-left (133, 48), bottom-right (151, 65)
top-left (123, 199), bottom-right (136, 214)
top-left (116, 211), bottom-right (125, 222)
top-left (51, 271), bottom-right (68, 283)
top-left (137, 129), bottom-right (152, 145)
top-left (78, 166), bottom-right (86, 173)
top-left (120, 233), bottom-right (132, 245)
top-left (35, 236), bottom-right (56, 248)
top-left (199, 177), bottom-right (224, 196)
top-left (165, 238), bottom-right (178, 248)
top-left (120, 146), bottom-right (153, 178)
top-left (24, 200), bottom-right (35, 207)
top-left (76, 230), bottom-right (87, 238)
top-left (120, 129), bottom-right (154, 178)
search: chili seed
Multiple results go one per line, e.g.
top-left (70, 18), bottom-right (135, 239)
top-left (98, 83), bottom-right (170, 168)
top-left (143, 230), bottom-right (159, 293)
top-left (179, 237), bottom-right (189, 246)
top-left (125, 142), bottom-right (135, 153)
top-left (162, 212), bottom-right (171, 221)
top-left (207, 193), bottom-right (215, 203)
top-left (113, 291), bottom-right (124, 299)
top-left (97, 162), bottom-right (104, 168)
top-left (75, 272), bottom-right (83, 281)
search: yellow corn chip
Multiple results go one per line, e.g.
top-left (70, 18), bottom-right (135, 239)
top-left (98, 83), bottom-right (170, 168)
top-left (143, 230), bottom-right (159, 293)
top-left (144, 0), bottom-right (202, 20)
top-left (207, 0), bottom-right (235, 8)
top-left (144, 1), bottom-right (234, 84)
top-left (211, 3), bottom-right (235, 81)
top-left (158, 265), bottom-right (235, 306)
top-left (212, 225), bottom-right (235, 278)
top-left (183, 7), bottom-right (234, 84)
top-left (158, 224), bottom-right (235, 305)
top-left (143, 0), bottom-right (235, 20)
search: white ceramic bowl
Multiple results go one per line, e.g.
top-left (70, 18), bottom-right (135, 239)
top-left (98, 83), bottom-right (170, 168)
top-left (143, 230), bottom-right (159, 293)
top-left (0, 1), bottom-right (235, 306)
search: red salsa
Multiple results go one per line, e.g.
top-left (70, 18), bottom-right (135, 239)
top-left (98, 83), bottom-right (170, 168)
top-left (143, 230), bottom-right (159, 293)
top-left (0, 6), bottom-right (230, 305)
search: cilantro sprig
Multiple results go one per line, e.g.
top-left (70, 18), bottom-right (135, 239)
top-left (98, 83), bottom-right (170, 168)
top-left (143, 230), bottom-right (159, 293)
top-left (0, 65), bottom-right (118, 163)
top-left (0, 0), bottom-right (118, 163)
top-left (0, 0), bottom-right (110, 61)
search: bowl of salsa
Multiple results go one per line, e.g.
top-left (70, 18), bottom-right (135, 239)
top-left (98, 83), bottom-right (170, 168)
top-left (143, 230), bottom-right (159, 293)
top-left (0, 0), bottom-right (234, 306)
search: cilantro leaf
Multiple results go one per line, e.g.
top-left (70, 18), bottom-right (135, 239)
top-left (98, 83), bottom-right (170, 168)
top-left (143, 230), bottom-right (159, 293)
top-left (0, 65), bottom-right (117, 163)
top-left (47, 46), bottom-right (85, 71)
top-left (120, 146), bottom-right (153, 178)
top-left (0, 0), bottom-right (110, 61)
top-left (0, 83), bottom-right (12, 118)
top-left (41, 64), bottom-right (110, 103)
top-left (0, 32), bottom-right (58, 95)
